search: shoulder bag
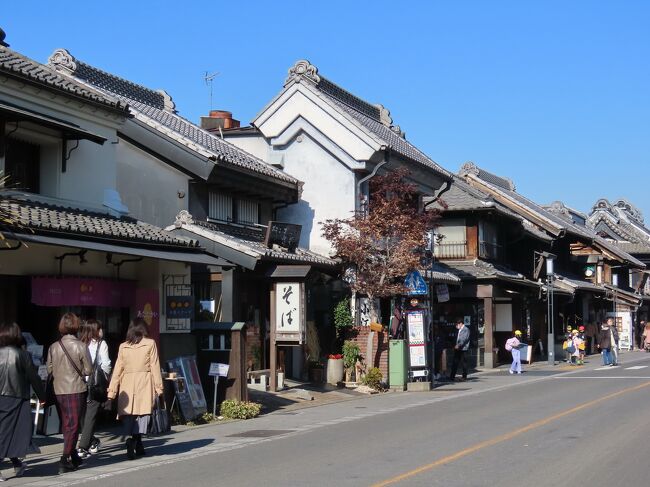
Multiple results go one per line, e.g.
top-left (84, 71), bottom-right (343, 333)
top-left (87, 341), bottom-right (109, 403)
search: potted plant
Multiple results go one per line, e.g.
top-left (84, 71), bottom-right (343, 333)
top-left (343, 340), bottom-right (361, 383)
top-left (326, 353), bottom-right (344, 385)
top-left (334, 297), bottom-right (354, 337)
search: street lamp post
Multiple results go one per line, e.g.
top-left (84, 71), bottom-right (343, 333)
top-left (546, 255), bottom-right (555, 366)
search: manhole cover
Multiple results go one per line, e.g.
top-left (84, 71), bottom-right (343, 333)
top-left (226, 430), bottom-right (295, 438)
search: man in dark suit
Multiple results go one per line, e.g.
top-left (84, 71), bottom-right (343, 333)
top-left (449, 318), bottom-right (470, 381)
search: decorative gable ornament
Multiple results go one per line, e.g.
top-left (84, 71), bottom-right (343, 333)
top-left (285, 60), bottom-right (321, 87)
top-left (48, 48), bottom-right (77, 73)
top-left (174, 210), bottom-right (194, 228)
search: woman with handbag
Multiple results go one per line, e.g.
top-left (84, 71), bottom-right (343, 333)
top-left (106, 318), bottom-right (163, 460)
top-left (77, 320), bottom-right (111, 459)
top-left (46, 313), bottom-right (92, 473)
top-left (0, 323), bottom-right (45, 482)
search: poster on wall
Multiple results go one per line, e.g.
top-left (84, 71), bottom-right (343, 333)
top-left (407, 311), bottom-right (425, 343)
top-left (136, 289), bottom-right (160, 346)
top-left (409, 345), bottom-right (427, 367)
top-left (274, 282), bottom-right (304, 342)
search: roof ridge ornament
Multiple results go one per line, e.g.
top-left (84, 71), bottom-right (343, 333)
top-left (285, 60), bottom-right (321, 87)
top-left (459, 161), bottom-right (480, 177)
top-left (48, 48), bottom-right (77, 73)
top-left (157, 89), bottom-right (176, 113)
top-left (374, 104), bottom-right (393, 126)
top-left (174, 210), bottom-right (194, 228)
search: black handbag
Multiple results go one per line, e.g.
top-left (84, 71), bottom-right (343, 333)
top-left (88, 340), bottom-right (109, 403)
top-left (148, 396), bottom-right (170, 436)
top-left (44, 374), bottom-right (56, 407)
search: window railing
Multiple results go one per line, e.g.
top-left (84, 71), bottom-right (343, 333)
top-left (434, 241), bottom-right (467, 259)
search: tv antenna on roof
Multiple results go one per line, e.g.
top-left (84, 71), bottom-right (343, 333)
top-left (204, 71), bottom-right (220, 110)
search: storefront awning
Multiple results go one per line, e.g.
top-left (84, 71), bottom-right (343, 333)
top-left (603, 284), bottom-right (643, 307)
top-left (0, 100), bottom-right (107, 145)
top-left (14, 233), bottom-right (230, 266)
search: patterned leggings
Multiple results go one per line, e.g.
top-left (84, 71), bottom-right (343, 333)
top-left (56, 393), bottom-right (87, 456)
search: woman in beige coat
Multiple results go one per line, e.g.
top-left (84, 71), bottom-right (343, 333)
top-left (106, 318), bottom-right (163, 460)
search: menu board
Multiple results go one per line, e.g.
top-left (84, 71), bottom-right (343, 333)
top-left (167, 356), bottom-right (207, 420)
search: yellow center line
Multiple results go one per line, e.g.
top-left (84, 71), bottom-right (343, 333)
top-left (371, 380), bottom-right (650, 487)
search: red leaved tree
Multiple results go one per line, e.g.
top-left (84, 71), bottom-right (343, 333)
top-left (321, 168), bottom-right (440, 324)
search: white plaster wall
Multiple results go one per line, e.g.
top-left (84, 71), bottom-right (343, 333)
top-left (116, 138), bottom-right (189, 227)
top-left (276, 133), bottom-right (355, 255)
top-left (0, 80), bottom-right (125, 206)
top-left (223, 134), bottom-right (270, 162)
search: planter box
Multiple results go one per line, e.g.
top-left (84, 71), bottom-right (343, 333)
top-left (326, 358), bottom-right (344, 385)
top-left (309, 368), bottom-right (324, 383)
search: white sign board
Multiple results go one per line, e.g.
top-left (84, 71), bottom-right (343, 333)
top-left (274, 282), bottom-right (304, 343)
top-left (208, 363), bottom-right (230, 377)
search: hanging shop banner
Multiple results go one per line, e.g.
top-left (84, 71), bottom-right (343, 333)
top-left (436, 284), bottom-right (450, 303)
top-left (136, 289), bottom-right (160, 346)
top-left (166, 296), bottom-right (194, 319)
top-left (274, 282), bottom-right (305, 343)
top-left (31, 277), bottom-right (135, 307)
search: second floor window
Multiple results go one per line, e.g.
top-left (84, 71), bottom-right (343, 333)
top-left (479, 221), bottom-right (500, 260)
top-left (4, 138), bottom-right (40, 193)
top-left (208, 191), bottom-right (260, 225)
top-left (434, 219), bottom-right (467, 259)
top-left (209, 192), bottom-right (233, 222)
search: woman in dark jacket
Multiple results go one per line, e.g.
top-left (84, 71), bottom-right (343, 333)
top-left (46, 313), bottom-right (92, 473)
top-left (0, 323), bottom-right (45, 482)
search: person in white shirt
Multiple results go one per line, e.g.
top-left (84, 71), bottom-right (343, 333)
top-left (77, 320), bottom-right (111, 458)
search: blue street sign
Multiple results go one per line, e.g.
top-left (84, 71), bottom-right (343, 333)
top-left (405, 270), bottom-right (428, 296)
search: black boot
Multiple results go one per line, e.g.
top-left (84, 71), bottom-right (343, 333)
top-left (59, 455), bottom-right (77, 474)
top-left (70, 450), bottom-right (83, 468)
top-left (125, 437), bottom-right (136, 460)
top-left (134, 434), bottom-right (146, 457)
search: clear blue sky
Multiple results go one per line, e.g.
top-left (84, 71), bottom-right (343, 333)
top-left (4, 1), bottom-right (649, 219)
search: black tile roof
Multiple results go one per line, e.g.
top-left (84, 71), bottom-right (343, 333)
top-left (1, 193), bottom-right (198, 249)
top-left (285, 60), bottom-right (452, 179)
top-left (48, 49), bottom-right (298, 187)
top-left (0, 46), bottom-right (127, 113)
top-left (172, 213), bottom-right (336, 268)
top-left (459, 162), bottom-right (644, 267)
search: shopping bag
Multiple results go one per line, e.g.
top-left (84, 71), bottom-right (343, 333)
top-left (148, 396), bottom-right (170, 436)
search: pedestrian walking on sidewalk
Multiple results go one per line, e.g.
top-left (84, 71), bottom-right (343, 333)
top-left (0, 323), bottom-right (45, 482)
top-left (577, 326), bottom-right (586, 365)
top-left (106, 319), bottom-right (163, 460)
top-left (505, 330), bottom-right (523, 374)
top-left (77, 320), bottom-right (111, 459)
top-left (46, 313), bottom-right (92, 474)
top-left (642, 322), bottom-right (650, 351)
top-left (448, 318), bottom-right (470, 382)
top-left (607, 318), bottom-right (620, 365)
top-left (568, 330), bottom-right (581, 365)
top-left (597, 322), bottom-right (613, 366)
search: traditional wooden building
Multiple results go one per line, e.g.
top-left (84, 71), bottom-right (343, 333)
top-left (428, 163), bottom-right (645, 367)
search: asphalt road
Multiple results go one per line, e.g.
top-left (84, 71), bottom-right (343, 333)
top-left (10, 352), bottom-right (650, 487)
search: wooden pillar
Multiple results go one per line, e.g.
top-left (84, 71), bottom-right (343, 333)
top-left (483, 297), bottom-right (495, 368)
top-left (269, 287), bottom-right (277, 392)
top-left (222, 268), bottom-right (234, 321)
top-left (227, 327), bottom-right (248, 402)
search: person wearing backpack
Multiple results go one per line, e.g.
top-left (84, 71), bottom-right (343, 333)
top-left (505, 330), bottom-right (523, 374)
top-left (46, 313), bottom-right (92, 473)
top-left (77, 320), bottom-right (111, 459)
